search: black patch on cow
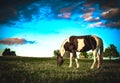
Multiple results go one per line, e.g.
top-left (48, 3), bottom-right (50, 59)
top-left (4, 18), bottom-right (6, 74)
top-left (63, 35), bottom-right (97, 52)
top-left (90, 36), bottom-right (97, 50)
top-left (80, 36), bottom-right (97, 52)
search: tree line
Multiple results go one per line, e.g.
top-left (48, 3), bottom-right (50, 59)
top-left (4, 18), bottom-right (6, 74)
top-left (53, 44), bottom-right (120, 60)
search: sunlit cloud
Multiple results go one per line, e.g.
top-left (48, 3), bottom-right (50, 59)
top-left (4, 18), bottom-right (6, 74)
top-left (57, 12), bottom-right (71, 18)
top-left (80, 9), bottom-right (100, 23)
top-left (85, 16), bottom-right (100, 22)
top-left (101, 8), bottom-right (120, 19)
top-left (0, 38), bottom-right (36, 45)
top-left (81, 12), bottom-right (92, 18)
top-left (90, 22), bottom-right (103, 27)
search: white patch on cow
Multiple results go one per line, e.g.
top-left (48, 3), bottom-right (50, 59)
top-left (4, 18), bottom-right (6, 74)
top-left (92, 35), bottom-right (101, 49)
top-left (60, 37), bottom-right (70, 56)
top-left (90, 35), bottom-right (103, 69)
top-left (77, 39), bottom-right (85, 51)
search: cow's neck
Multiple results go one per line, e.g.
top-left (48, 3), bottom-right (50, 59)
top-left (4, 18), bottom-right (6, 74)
top-left (60, 46), bottom-right (65, 57)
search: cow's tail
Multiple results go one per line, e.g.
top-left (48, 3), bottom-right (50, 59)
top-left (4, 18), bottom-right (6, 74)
top-left (100, 38), bottom-right (104, 65)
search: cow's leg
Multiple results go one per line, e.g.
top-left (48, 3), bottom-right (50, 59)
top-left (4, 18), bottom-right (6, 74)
top-left (69, 53), bottom-right (73, 68)
top-left (91, 49), bottom-right (97, 69)
top-left (75, 58), bottom-right (79, 68)
top-left (97, 53), bottom-right (100, 68)
top-left (97, 53), bottom-right (102, 69)
top-left (72, 50), bottom-right (79, 68)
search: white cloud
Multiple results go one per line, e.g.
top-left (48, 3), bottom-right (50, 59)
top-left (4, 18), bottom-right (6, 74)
top-left (90, 22), bottom-right (102, 27)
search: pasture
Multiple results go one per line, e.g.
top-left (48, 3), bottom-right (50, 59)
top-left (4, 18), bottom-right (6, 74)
top-left (0, 56), bottom-right (120, 83)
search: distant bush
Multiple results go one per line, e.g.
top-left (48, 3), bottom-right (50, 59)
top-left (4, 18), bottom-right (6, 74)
top-left (103, 44), bottom-right (119, 60)
top-left (2, 48), bottom-right (16, 56)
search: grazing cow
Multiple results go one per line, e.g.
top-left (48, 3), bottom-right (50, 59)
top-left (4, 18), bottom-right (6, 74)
top-left (57, 35), bottom-right (103, 69)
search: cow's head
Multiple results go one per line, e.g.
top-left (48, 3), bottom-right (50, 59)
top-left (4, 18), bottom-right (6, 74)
top-left (56, 52), bottom-right (64, 66)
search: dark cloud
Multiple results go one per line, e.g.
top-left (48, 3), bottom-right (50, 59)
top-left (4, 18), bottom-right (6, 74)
top-left (0, 0), bottom-right (38, 23)
top-left (0, 0), bottom-right (120, 29)
top-left (100, 8), bottom-right (120, 28)
top-left (0, 38), bottom-right (36, 45)
top-left (101, 8), bottom-right (120, 19)
top-left (99, 0), bottom-right (120, 9)
top-left (82, 0), bottom-right (120, 29)
top-left (104, 21), bottom-right (120, 28)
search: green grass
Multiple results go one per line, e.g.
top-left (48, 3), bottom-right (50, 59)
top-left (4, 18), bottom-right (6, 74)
top-left (0, 56), bottom-right (120, 83)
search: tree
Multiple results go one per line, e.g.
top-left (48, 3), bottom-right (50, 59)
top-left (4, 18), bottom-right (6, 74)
top-left (2, 48), bottom-right (11, 56)
top-left (103, 44), bottom-right (119, 60)
top-left (53, 50), bottom-right (60, 57)
top-left (10, 51), bottom-right (16, 56)
top-left (87, 52), bottom-right (93, 58)
top-left (79, 52), bottom-right (89, 58)
top-left (2, 48), bottom-right (16, 56)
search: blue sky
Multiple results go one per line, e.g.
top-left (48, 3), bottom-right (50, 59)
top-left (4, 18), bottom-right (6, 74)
top-left (0, 0), bottom-right (120, 57)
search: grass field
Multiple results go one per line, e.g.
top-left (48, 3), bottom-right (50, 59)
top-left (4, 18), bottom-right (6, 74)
top-left (0, 56), bottom-right (120, 83)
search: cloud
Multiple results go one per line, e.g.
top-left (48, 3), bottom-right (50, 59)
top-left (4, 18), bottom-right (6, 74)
top-left (100, 8), bottom-right (120, 29)
top-left (90, 22), bottom-right (103, 27)
top-left (81, 12), bottom-right (92, 19)
top-left (57, 13), bottom-right (71, 18)
top-left (0, 6), bottom-right (17, 23)
top-left (80, 9), bottom-right (100, 22)
top-left (0, 38), bottom-right (36, 45)
top-left (101, 8), bottom-right (120, 19)
top-left (105, 21), bottom-right (120, 28)
top-left (0, 0), bottom-right (33, 23)
top-left (100, 0), bottom-right (120, 9)
top-left (0, 0), bottom-right (120, 29)
top-left (59, 2), bottom-right (83, 13)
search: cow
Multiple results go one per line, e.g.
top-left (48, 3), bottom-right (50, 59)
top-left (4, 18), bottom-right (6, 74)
top-left (57, 35), bottom-right (103, 69)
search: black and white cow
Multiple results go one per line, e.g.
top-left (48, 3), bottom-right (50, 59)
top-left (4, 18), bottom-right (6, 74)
top-left (57, 35), bottom-right (103, 69)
